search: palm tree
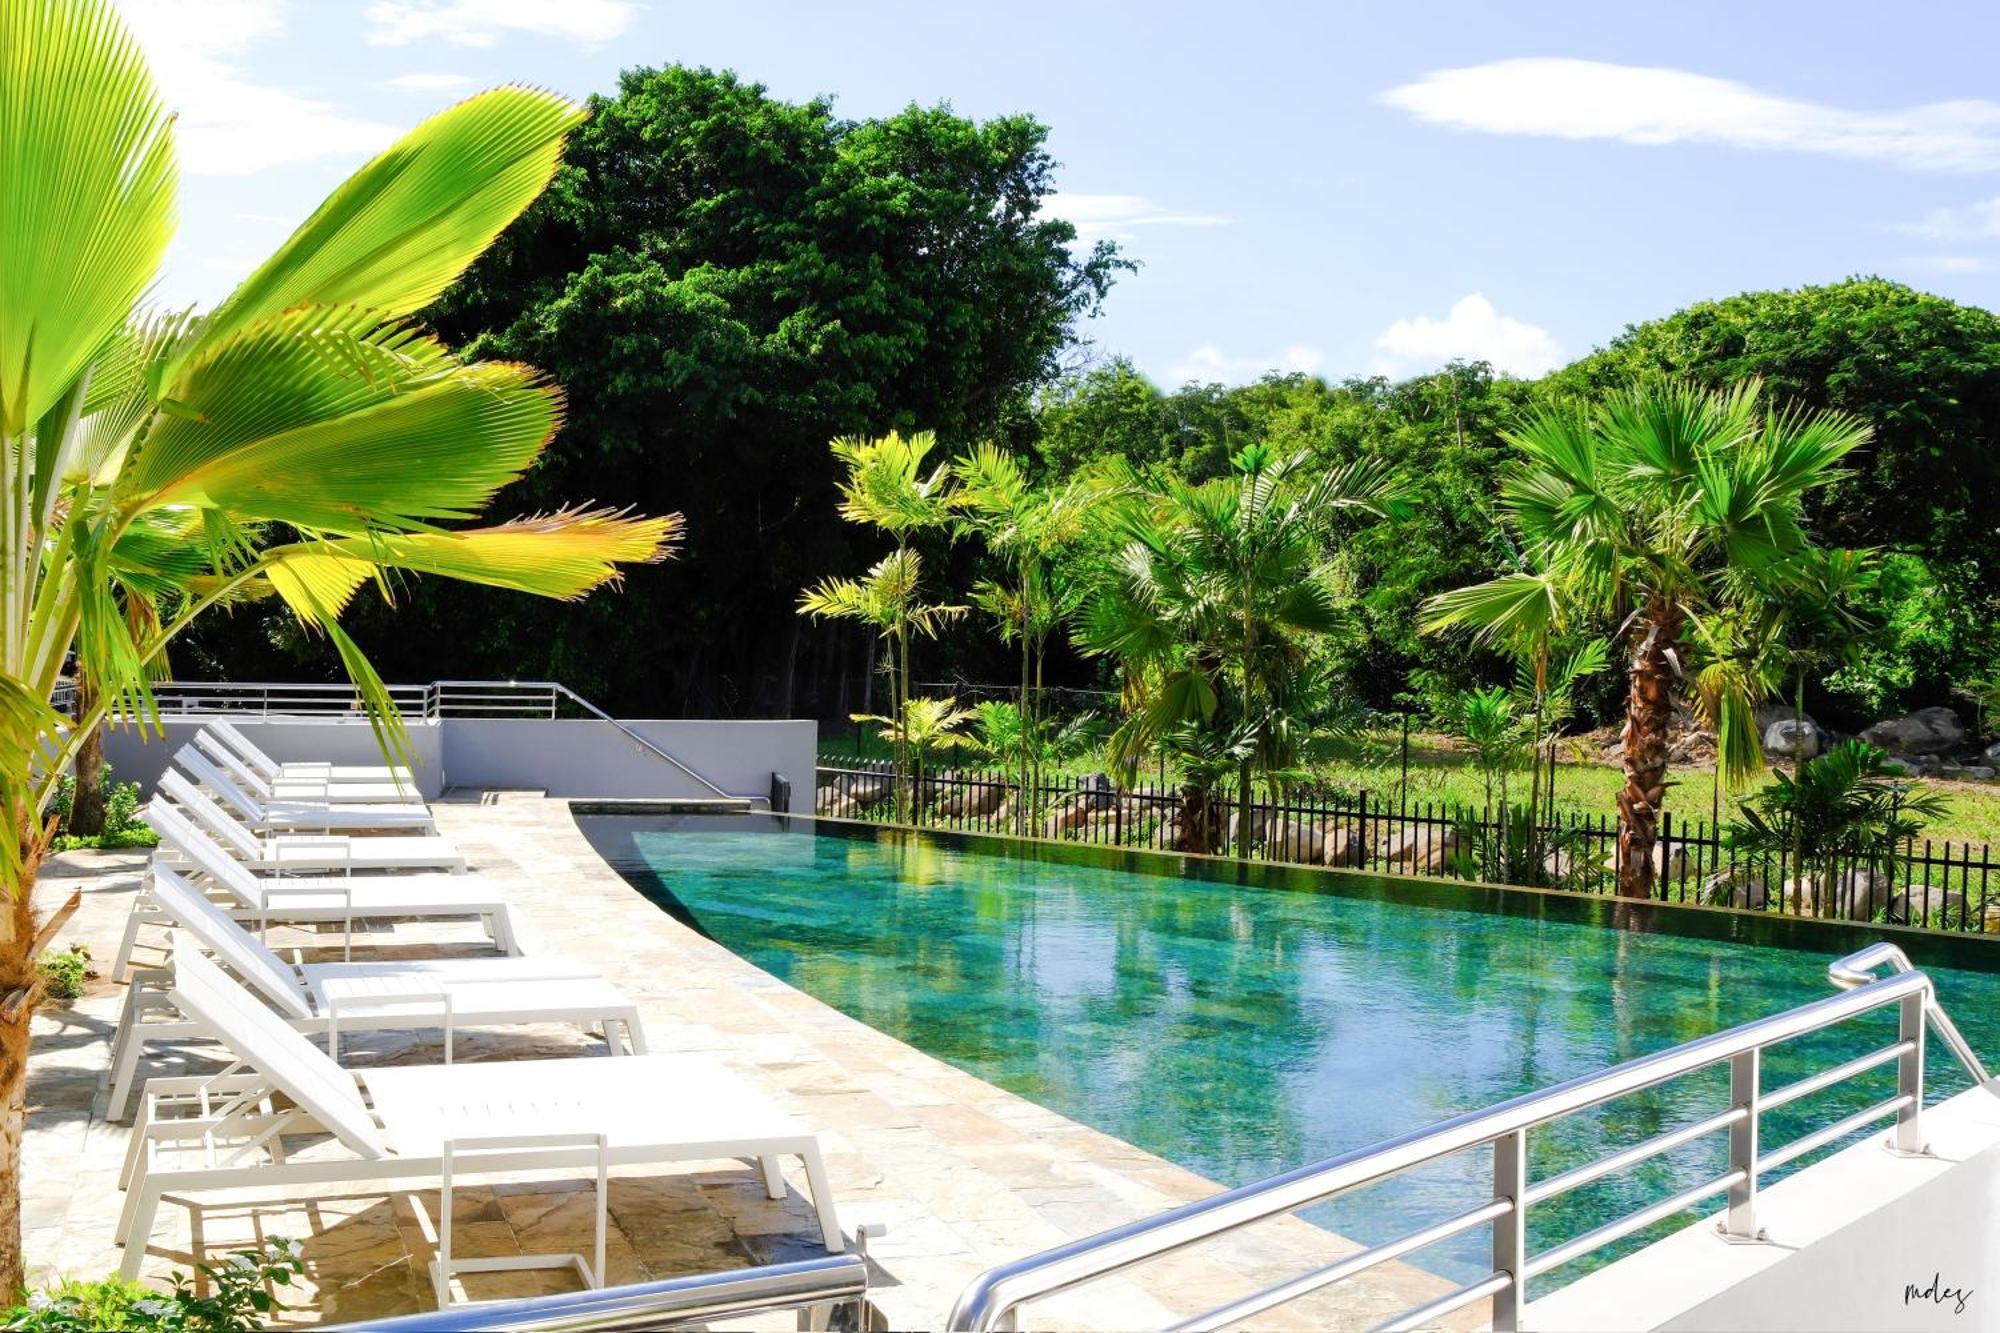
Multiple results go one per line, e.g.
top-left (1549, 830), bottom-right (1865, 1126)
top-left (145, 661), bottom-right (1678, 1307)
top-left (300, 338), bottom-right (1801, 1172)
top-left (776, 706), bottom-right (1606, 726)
top-left (853, 695), bottom-right (975, 816)
top-left (952, 445), bottom-right (1094, 832)
top-left (0, 0), bottom-right (677, 1289)
top-left (1077, 443), bottom-right (1403, 857)
top-left (1423, 381), bottom-right (1868, 898)
top-left (798, 548), bottom-right (964, 818)
top-left (803, 432), bottom-right (956, 817)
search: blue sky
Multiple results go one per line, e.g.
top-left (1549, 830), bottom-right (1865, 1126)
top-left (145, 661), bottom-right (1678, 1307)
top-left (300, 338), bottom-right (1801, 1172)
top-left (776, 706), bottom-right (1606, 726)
top-left (125, 0), bottom-right (2000, 386)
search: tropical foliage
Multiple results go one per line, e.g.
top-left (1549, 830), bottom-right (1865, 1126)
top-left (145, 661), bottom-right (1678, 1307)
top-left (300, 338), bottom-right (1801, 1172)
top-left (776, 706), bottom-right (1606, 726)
top-left (1729, 740), bottom-right (1947, 895)
top-left (1422, 381), bottom-right (1870, 897)
top-left (0, 0), bottom-right (674, 1290)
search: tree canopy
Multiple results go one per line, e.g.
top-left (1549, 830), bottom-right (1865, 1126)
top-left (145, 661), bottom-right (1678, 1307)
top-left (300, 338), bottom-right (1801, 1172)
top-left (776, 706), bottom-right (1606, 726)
top-left (184, 65), bottom-right (1122, 716)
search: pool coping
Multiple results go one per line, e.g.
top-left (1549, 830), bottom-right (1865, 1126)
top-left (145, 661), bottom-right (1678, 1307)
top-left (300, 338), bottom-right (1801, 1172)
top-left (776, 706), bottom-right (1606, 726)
top-left (789, 812), bottom-right (2000, 975)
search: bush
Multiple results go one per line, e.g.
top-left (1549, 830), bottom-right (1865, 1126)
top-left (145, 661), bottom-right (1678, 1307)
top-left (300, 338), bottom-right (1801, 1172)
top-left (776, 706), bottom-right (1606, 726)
top-left (35, 946), bottom-right (88, 1003)
top-left (47, 768), bottom-right (155, 853)
top-left (5, 1240), bottom-right (304, 1331)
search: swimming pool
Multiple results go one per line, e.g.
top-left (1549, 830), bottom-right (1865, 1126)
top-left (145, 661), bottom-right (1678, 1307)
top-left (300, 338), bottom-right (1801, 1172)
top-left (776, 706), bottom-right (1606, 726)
top-left (580, 813), bottom-right (2000, 1288)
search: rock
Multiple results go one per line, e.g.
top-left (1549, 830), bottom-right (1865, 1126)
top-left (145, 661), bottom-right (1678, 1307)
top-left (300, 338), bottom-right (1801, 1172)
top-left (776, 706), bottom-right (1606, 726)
top-left (1381, 825), bottom-right (1459, 872)
top-left (1983, 739), bottom-right (2000, 765)
top-left (1862, 706), bottom-right (1965, 756)
top-left (1967, 767), bottom-right (1997, 781)
top-left (1783, 868), bottom-right (1893, 922)
top-left (939, 780), bottom-right (1006, 818)
top-left (1888, 885), bottom-right (1969, 927)
top-left (1267, 818), bottom-right (1329, 864)
top-left (1702, 870), bottom-right (1768, 912)
top-left (1042, 796), bottom-right (1094, 839)
top-left (830, 774), bottom-right (890, 806)
top-left (1762, 717), bottom-right (1821, 761)
top-left (1077, 772), bottom-right (1118, 810)
top-left (1600, 842), bottom-right (1688, 883)
top-left (1324, 829), bottom-right (1367, 868)
top-left (1229, 808), bottom-right (1269, 849)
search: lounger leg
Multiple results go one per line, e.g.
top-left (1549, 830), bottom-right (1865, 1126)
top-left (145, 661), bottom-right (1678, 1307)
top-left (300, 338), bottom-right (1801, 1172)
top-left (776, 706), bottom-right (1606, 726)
top-left (118, 1098), bottom-right (152, 1191)
top-left (111, 908), bottom-right (150, 982)
top-left (759, 1155), bottom-right (786, 1200)
top-left (624, 1017), bottom-right (649, 1056)
top-left (117, 1183), bottom-right (165, 1279)
top-left (800, 1146), bottom-right (844, 1253)
top-left (107, 1027), bottom-right (148, 1123)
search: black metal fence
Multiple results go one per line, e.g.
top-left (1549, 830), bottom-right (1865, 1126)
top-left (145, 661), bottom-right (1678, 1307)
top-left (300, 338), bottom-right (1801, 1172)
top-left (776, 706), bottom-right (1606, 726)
top-left (815, 760), bottom-right (2000, 936)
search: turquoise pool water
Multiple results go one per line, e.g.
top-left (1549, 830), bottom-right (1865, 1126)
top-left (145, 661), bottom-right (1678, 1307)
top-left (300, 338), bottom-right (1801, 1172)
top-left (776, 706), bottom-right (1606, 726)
top-left (583, 815), bottom-right (2000, 1286)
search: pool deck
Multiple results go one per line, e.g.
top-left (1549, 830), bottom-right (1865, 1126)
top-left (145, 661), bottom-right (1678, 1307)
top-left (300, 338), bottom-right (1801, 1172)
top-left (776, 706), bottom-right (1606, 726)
top-left (25, 794), bottom-right (1468, 1329)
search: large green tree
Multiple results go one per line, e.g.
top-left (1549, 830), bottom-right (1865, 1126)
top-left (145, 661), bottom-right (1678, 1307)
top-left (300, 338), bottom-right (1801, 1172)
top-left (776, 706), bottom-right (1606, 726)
top-left (187, 66), bottom-right (1123, 718)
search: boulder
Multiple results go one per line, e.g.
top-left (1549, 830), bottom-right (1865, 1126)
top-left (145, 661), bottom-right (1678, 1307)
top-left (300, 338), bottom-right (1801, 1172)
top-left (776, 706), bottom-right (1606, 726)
top-left (1267, 818), bottom-right (1330, 864)
top-left (1782, 868), bottom-right (1893, 922)
top-left (1984, 739), bottom-right (2000, 766)
top-left (1381, 825), bottom-right (1459, 872)
top-left (832, 774), bottom-right (890, 806)
top-left (1861, 706), bottom-right (1965, 756)
top-left (1042, 796), bottom-right (1094, 839)
top-left (1762, 717), bottom-right (1821, 761)
top-left (1702, 870), bottom-right (1769, 912)
top-left (1324, 829), bottom-right (1367, 868)
top-left (1600, 842), bottom-right (1687, 883)
top-left (939, 780), bottom-right (1007, 819)
top-left (1229, 808), bottom-right (1270, 849)
top-left (1888, 885), bottom-right (1969, 927)
top-left (1078, 772), bottom-right (1118, 810)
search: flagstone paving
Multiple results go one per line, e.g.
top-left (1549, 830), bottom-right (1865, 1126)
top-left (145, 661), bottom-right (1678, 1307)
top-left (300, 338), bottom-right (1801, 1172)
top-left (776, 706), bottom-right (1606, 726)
top-left (24, 793), bottom-right (1467, 1329)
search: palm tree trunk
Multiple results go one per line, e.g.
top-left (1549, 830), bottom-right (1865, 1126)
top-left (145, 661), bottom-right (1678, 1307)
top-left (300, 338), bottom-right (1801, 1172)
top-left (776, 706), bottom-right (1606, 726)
top-left (0, 831), bottom-right (46, 1299)
top-left (1616, 604), bottom-right (1683, 899)
top-left (69, 728), bottom-right (105, 839)
top-left (1018, 616), bottom-right (1031, 837)
top-left (1235, 755), bottom-right (1254, 860)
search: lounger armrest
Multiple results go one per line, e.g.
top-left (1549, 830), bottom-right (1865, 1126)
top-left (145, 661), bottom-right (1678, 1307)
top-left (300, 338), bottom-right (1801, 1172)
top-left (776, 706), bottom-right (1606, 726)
top-left (326, 988), bottom-right (454, 1064)
top-left (256, 882), bottom-right (353, 961)
top-left (264, 837), bottom-right (354, 878)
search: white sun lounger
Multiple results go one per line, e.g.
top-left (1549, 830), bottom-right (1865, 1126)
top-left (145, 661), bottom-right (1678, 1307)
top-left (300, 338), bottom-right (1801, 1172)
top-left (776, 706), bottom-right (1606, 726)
top-left (155, 770), bottom-right (465, 874)
top-left (194, 728), bottom-right (423, 806)
top-left (117, 796), bottom-right (508, 982)
top-left (117, 943), bottom-right (842, 1289)
top-left (108, 867), bottom-right (645, 1120)
top-left (207, 718), bottom-right (418, 786)
top-left (174, 744), bottom-right (438, 834)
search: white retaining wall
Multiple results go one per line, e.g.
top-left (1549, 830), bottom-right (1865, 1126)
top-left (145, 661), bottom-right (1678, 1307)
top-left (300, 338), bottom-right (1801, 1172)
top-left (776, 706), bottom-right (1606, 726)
top-left (99, 716), bottom-right (816, 806)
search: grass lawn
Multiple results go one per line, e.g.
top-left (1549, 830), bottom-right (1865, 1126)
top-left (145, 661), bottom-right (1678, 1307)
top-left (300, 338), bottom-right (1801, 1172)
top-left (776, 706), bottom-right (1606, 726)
top-left (818, 727), bottom-right (2000, 850)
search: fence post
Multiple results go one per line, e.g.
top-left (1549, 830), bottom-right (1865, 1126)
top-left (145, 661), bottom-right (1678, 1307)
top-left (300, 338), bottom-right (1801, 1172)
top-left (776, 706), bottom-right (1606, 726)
top-left (1723, 1048), bottom-right (1759, 1239)
top-left (1894, 991), bottom-right (1927, 1155)
top-left (1491, 1128), bottom-right (1526, 1331)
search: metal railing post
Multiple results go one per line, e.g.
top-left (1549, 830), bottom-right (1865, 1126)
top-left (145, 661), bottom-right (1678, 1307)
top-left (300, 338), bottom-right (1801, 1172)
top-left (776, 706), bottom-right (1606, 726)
top-left (1723, 1049), bottom-right (1759, 1238)
top-left (1491, 1129), bottom-right (1526, 1331)
top-left (1895, 991), bottom-right (1927, 1154)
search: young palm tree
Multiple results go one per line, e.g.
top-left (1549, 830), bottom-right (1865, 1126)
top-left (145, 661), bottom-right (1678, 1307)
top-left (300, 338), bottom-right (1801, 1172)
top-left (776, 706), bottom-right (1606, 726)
top-left (798, 549), bottom-right (964, 818)
top-left (803, 433), bottom-right (956, 817)
top-left (854, 695), bottom-right (975, 816)
top-left (1423, 381), bottom-right (1868, 898)
top-left (1077, 443), bottom-right (1403, 857)
top-left (952, 445), bottom-right (1094, 833)
top-left (0, 0), bottom-right (678, 1286)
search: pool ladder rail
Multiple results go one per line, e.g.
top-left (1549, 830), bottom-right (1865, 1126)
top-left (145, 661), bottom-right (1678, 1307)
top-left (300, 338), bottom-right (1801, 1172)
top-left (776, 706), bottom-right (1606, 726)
top-left (944, 943), bottom-right (1995, 1333)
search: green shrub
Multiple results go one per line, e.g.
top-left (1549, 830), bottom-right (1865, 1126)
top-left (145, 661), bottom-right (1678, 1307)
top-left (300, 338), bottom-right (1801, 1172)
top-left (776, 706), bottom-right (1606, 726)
top-left (47, 768), bottom-right (156, 853)
top-left (5, 1240), bottom-right (304, 1331)
top-left (34, 946), bottom-right (88, 1003)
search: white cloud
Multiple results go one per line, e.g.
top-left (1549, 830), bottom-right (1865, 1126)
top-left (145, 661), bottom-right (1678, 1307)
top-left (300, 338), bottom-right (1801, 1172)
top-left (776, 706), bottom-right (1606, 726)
top-left (1901, 254), bottom-right (1988, 274)
top-left (1168, 343), bottom-right (1324, 386)
top-left (119, 0), bottom-right (398, 174)
top-left (1382, 58), bottom-right (2000, 174)
top-left (365, 0), bottom-right (637, 48)
top-left (1050, 193), bottom-right (1230, 243)
top-left (1898, 196), bottom-right (2000, 239)
top-left (1373, 294), bottom-right (1564, 378)
top-left (387, 72), bottom-right (477, 93)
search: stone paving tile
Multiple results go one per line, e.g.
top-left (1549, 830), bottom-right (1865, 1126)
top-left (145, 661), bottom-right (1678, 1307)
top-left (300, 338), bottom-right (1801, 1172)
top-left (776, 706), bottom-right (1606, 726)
top-left (23, 798), bottom-right (1477, 1330)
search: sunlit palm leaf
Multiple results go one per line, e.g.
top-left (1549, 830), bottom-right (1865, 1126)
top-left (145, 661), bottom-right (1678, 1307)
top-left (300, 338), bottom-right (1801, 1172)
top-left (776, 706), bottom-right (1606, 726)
top-left (0, 0), bottom-right (175, 434)
top-left (169, 86), bottom-right (585, 382)
top-left (274, 507), bottom-right (679, 602)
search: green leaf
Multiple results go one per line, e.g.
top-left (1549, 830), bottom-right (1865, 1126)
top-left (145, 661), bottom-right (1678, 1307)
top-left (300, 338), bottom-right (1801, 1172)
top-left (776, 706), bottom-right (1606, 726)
top-left (0, 0), bottom-right (175, 434)
top-left (168, 86), bottom-right (586, 384)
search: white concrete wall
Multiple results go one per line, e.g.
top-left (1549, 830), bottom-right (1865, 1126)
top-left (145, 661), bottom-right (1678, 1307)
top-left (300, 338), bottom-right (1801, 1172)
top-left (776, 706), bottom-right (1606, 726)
top-left (1532, 1083), bottom-right (2000, 1332)
top-left (99, 716), bottom-right (816, 806)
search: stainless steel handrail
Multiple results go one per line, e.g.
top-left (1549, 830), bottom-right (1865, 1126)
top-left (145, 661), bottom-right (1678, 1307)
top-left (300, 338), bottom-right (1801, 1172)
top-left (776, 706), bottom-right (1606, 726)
top-left (430, 679), bottom-right (746, 802)
top-left (325, 1253), bottom-right (867, 1331)
top-left (947, 963), bottom-right (1974, 1332)
top-left (1828, 941), bottom-right (1992, 1084)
